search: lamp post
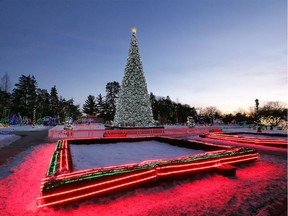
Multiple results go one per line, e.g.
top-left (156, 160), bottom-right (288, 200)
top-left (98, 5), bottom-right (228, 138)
top-left (32, 108), bottom-right (36, 128)
top-left (255, 99), bottom-right (261, 132)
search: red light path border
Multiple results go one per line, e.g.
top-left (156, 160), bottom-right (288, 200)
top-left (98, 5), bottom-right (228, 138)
top-left (204, 133), bottom-right (287, 148)
top-left (38, 137), bottom-right (259, 208)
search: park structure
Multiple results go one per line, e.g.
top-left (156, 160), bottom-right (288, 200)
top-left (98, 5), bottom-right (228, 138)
top-left (113, 28), bottom-right (154, 127)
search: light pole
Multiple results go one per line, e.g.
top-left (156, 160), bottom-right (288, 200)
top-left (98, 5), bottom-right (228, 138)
top-left (255, 99), bottom-right (262, 132)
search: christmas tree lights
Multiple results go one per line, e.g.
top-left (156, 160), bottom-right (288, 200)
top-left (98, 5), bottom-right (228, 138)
top-left (114, 28), bottom-right (154, 127)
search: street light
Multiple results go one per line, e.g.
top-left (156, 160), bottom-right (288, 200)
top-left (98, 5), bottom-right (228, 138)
top-left (255, 99), bottom-right (261, 132)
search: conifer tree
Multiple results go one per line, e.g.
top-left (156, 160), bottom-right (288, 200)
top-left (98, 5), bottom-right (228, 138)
top-left (50, 85), bottom-right (60, 116)
top-left (83, 95), bottom-right (97, 115)
top-left (12, 74), bottom-right (37, 116)
top-left (96, 94), bottom-right (105, 118)
top-left (36, 88), bottom-right (50, 116)
top-left (105, 81), bottom-right (120, 120)
top-left (114, 28), bottom-right (154, 127)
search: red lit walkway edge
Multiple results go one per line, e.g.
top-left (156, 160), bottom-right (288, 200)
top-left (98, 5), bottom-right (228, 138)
top-left (204, 133), bottom-right (287, 148)
top-left (37, 150), bottom-right (258, 208)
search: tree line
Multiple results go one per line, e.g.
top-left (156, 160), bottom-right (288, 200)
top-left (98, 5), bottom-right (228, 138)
top-left (0, 74), bottom-right (81, 122)
top-left (0, 73), bottom-right (287, 127)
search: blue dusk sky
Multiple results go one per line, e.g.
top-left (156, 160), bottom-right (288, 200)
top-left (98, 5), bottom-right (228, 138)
top-left (0, 0), bottom-right (287, 113)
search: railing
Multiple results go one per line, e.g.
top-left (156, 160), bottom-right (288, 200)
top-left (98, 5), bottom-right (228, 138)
top-left (48, 127), bottom-right (218, 140)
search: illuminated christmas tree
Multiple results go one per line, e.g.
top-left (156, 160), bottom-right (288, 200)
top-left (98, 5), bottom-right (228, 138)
top-left (114, 28), bottom-right (154, 127)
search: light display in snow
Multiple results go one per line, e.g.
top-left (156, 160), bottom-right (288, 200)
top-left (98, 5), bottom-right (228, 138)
top-left (37, 136), bottom-right (258, 207)
top-left (202, 132), bottom-right (287, 148)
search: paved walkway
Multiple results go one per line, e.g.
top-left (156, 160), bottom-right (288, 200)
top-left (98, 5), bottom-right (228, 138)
top-left (0, 128), bottom-right (53, 166)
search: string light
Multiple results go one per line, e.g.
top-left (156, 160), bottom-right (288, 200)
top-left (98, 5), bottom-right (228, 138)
top-left (38, 136), bottom-right (259, 207)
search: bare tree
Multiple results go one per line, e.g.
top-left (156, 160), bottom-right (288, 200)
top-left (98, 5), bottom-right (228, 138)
top-left (1, 72), bottom-right (12, 92)
top-left (203, 106), bottom-right (220, 117)
top-left (260, 101), bottom-right (287, 125)
top-left (196, 106), bottom-right (221, 124)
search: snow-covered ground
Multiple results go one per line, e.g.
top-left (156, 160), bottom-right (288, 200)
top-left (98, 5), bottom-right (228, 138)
top-left (0, 126), bottom-right (287, 215)
top-left (51, 123), bottom-right (106, 130)
top-left (70, 141), bottom-right (206, 171)
top-left (0, 125), bottom-right (49, 149)
top-left (1, 125), bottom-right (49, 132)
top-left (222, 127), bottom-right (287, 134)
top-left (0, 134), bottom-right (21, 149)
top-left (0, 143), bottom-right (286, 215)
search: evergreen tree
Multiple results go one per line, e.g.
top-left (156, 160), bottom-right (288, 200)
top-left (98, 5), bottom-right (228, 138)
top-left (149, 94), bottom-right (197, 125)
top-left (96, 93), bottom-right (105, 118)
top-left (105, 81), bottom-right (120, 121)
top-left (58, 97), bottom-right (81, 121)
top-left (156, 96), bottom-right (174, 124)
top-left (36, 88), bottom-right (50, 116)
top-left (114, 28), bottom-right (154, 127)
top-left (68, 100), bottom-right (81, 119)
top-left (50, 85), bottom-right (60, 117)
top-left (177, 104), bottom-right (197, 124)
top-left (149, 92), bottom-right (158, 120)
top-left (11, 75), bottom-right (37, 116)
top-left (83, 95), bottom-right (97, 115)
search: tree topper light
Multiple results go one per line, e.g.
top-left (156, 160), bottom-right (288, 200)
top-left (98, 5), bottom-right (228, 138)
top-left (131, 27), bottom-right (137, 33)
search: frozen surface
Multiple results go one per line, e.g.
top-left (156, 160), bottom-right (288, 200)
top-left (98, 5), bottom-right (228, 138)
top-left (70, 141), bottom-right (206, 171)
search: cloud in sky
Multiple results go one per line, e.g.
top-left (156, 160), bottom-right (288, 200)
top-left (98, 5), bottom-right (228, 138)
top-left (0, 0), bottom-right (286, 113)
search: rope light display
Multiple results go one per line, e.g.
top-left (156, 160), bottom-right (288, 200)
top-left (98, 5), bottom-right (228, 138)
top-left (202, 132), bottom-right (287, 148)
top-left (38, 136), bottom-right (258, 207)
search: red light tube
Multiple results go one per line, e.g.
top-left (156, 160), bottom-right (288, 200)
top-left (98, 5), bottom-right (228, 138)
top-left (38, 174), bottom-right (156, 208)
top-left (158, 155), bottom-right (258, 176)
top-left (159, 153), bottom-right (258, 170)
top-left (38, 169), bottom-right (155, 200)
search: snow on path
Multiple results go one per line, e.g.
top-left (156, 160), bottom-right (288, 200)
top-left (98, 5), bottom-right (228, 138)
top-left (0, 143), bottom-right (55, 216)
top-left (0, 125), bottom-right (50, 149)
top-left (0, 142), bottom-right (287, 216)
top-left (1, 125), bottom-right (49, 132)
top-left (0, 134), bottom-right (21, 149)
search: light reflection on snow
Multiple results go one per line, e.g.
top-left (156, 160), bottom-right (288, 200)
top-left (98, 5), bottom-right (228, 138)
top-left (0, 138), bottom-right (286, 215)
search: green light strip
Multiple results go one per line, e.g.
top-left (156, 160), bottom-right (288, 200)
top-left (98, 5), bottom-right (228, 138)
top-left (46, 153), bottom-right (56, 177)
top-left (46, 141), bottom-right (62, 177)
top-left (43, 148), bottom-right (257, 191)
top-left (52, 151), bottom-right (60, 175)
top-left (56, 140), bottom-right (62, 150)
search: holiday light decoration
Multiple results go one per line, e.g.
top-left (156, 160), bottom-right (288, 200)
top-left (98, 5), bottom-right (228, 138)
top-left (203, 132), bottom-right (287, 148)
top-left (37, 136), bottom-right (258, 207)
top-left (114, 28), bottom-right (154, 127)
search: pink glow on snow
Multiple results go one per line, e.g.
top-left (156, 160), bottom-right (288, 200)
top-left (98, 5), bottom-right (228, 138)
top-left (0, 142), bottom-right (286, 215)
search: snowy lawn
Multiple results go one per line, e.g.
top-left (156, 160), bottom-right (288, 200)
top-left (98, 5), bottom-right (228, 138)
top-left (70, 141), bottom-right (206, 171)
top-left (0, 141), bottom-right (286, 215)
